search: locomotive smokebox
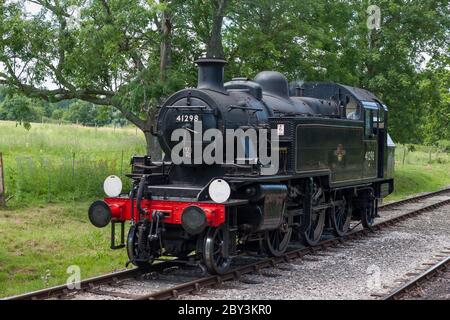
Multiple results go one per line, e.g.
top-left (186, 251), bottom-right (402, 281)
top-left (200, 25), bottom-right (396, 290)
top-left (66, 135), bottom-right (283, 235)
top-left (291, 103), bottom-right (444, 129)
top-left (195, 58), bottom-right (227, 93)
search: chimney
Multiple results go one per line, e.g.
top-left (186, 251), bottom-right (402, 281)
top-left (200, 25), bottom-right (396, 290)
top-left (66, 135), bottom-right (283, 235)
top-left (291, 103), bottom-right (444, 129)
top-left (195, 58), bottom-right (227, 93)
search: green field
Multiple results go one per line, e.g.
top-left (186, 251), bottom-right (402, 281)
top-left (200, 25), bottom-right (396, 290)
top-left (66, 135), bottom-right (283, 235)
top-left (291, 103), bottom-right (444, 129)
top-left (0, 201), bottom-right (129, 297)
top-left (0, 121), bottom-right (144, 297)
top-left (0, 121), bottom-right (449, 297)
top-left (386, 144), bottom-right (450, 201)
top-left (0, 121), bottom-right (146, 207)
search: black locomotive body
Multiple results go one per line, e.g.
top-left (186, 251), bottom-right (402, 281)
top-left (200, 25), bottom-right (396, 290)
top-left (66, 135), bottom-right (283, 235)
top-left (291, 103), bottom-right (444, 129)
top-left (88, 59), bottom-right (395, 274)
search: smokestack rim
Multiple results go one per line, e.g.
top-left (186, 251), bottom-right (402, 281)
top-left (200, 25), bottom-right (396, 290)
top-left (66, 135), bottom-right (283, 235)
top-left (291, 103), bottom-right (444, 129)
top-left (194, 58), bottom-right (228, 66)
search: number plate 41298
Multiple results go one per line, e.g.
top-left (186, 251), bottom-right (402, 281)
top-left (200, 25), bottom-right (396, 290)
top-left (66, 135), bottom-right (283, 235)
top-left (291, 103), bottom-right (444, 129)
top-left (176, 114), bottom-right (200, 122)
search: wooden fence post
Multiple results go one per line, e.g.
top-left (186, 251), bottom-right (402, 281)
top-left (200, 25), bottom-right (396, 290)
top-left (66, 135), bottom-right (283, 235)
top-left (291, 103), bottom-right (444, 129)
top-left (0, 153), bottom-right (5, 208)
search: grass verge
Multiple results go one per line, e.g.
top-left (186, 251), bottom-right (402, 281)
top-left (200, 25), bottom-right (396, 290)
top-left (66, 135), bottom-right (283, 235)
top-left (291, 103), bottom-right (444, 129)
top-left (0, 201), bottom-right (130, 298)
top-left (386, 164), bottom-right (450, 201)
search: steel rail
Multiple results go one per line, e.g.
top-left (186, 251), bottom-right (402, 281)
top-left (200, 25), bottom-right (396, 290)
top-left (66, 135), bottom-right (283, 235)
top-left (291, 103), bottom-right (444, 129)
top-left (379, 187), bottom-right (450, 210)
top-left (4, 260), bottom-right (179, 300)
top-left (135, 197), bottom-right (450, 300)
top-left (382, 256), bottom-right (450, 300)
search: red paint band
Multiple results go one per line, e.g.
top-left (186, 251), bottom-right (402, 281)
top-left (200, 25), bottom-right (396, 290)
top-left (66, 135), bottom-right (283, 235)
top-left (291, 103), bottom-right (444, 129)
top-left (103, 197), bottom-right (226, 227)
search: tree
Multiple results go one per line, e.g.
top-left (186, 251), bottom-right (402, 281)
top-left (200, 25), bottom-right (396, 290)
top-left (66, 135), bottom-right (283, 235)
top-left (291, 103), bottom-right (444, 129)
top-left (95, 105), bottom-right (114, 126)
top-left (223, 0), bottom-right (449, 144)
top-left (0, 86), bottom-right (5, 103)
top-left (62, 100), bottom-right (97, 125)
top-left (182, 0), bottom-right (230, 58)
top-left (0, 94), bottom-right (42, 128)
top-left (1, 0), bottom-right (448, 146)
top-left (0, 1), bottom-right (170, 157)
top-left (51, 108), bottom-right (65, 121)
top-left (421, 55), bottom-right (450, 144)
top-left (350, 0), bottom-right (450, 144)
top-left (0, 0), bottom-right (230, 158)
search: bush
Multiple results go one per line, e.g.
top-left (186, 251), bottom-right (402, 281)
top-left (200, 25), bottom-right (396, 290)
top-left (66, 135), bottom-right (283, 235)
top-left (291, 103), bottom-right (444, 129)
top-left (437, 140), bottom-right (450, 152)
top-left (0, 95), bottom-right (43, 127)
top-left (63, 101), bottom-right (98, 126)
top-left (406, 144), bottom-right (416, 152)
top-left (51, 109), bottom-right (65, 120)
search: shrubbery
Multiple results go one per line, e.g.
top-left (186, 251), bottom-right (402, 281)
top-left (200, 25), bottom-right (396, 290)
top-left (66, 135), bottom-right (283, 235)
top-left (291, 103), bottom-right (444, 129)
top-left (0, 95), bottom-right (44, 128)
top-left (0, 93), bottom-right (126, 128)
top-left (437, 140), bottom-right (450, 152)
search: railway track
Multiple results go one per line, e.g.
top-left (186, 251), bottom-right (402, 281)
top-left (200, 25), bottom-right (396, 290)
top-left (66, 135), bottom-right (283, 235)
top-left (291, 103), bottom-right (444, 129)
top-left (5, 187), bottom-right (450, 301)
top-left (382, 254), bottom-right (450, 300)
top-left (379, 187), bottom-right (450, 210)
top-left (4, 262), bottom-right (176, 300)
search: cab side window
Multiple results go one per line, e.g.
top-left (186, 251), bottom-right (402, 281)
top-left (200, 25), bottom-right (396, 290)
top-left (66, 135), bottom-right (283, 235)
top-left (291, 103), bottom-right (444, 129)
top-left (377, 105), bottom-right (386, 129)
top-left (346, 97), bottom-right (360, 120)
top-left (362, 101), bottom-right (381, 137)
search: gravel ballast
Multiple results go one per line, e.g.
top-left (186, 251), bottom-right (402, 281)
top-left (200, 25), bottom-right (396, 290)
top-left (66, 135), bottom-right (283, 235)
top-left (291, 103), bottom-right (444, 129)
top-left (182, 195), bottom-right (450, 300)
top-left (71, 192), bottom-right (450, 300)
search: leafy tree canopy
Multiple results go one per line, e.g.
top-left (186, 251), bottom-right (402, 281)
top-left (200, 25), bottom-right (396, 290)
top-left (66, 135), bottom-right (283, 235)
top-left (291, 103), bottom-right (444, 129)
top-left (0, 0), bottom-right (449, 149)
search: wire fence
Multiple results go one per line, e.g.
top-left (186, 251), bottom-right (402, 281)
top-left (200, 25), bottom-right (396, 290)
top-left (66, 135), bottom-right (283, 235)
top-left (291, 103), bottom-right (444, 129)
top-left (2, 141), bottom-right (447, 208)
top-left (395, 144), bottom-right (450, 166)
top-left (0, 153), bottom-right (5, 207)
top-left (2, 150), bottom-right (140, 207)
top-left (40, 117), bottom-right (140, 135)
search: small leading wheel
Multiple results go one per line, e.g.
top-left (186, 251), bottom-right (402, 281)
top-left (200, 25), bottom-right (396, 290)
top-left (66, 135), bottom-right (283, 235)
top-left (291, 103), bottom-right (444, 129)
top-left (203, 225), bottom-right (231, 274)
top-left (264, 217), bottom-right (292, 256)
top-left (303, 208), bottom-right (326, 246)
top-left (361, 199), bottom-right (376, 229)
top-left (127, 224), bottom-right (154, 272)
top-left (330, 198), bottom-right (352, 236)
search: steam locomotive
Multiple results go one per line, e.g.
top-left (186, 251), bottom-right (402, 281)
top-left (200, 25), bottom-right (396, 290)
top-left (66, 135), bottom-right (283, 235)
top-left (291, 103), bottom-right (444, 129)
top-left (88, 59), bottom-right (395, 274)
